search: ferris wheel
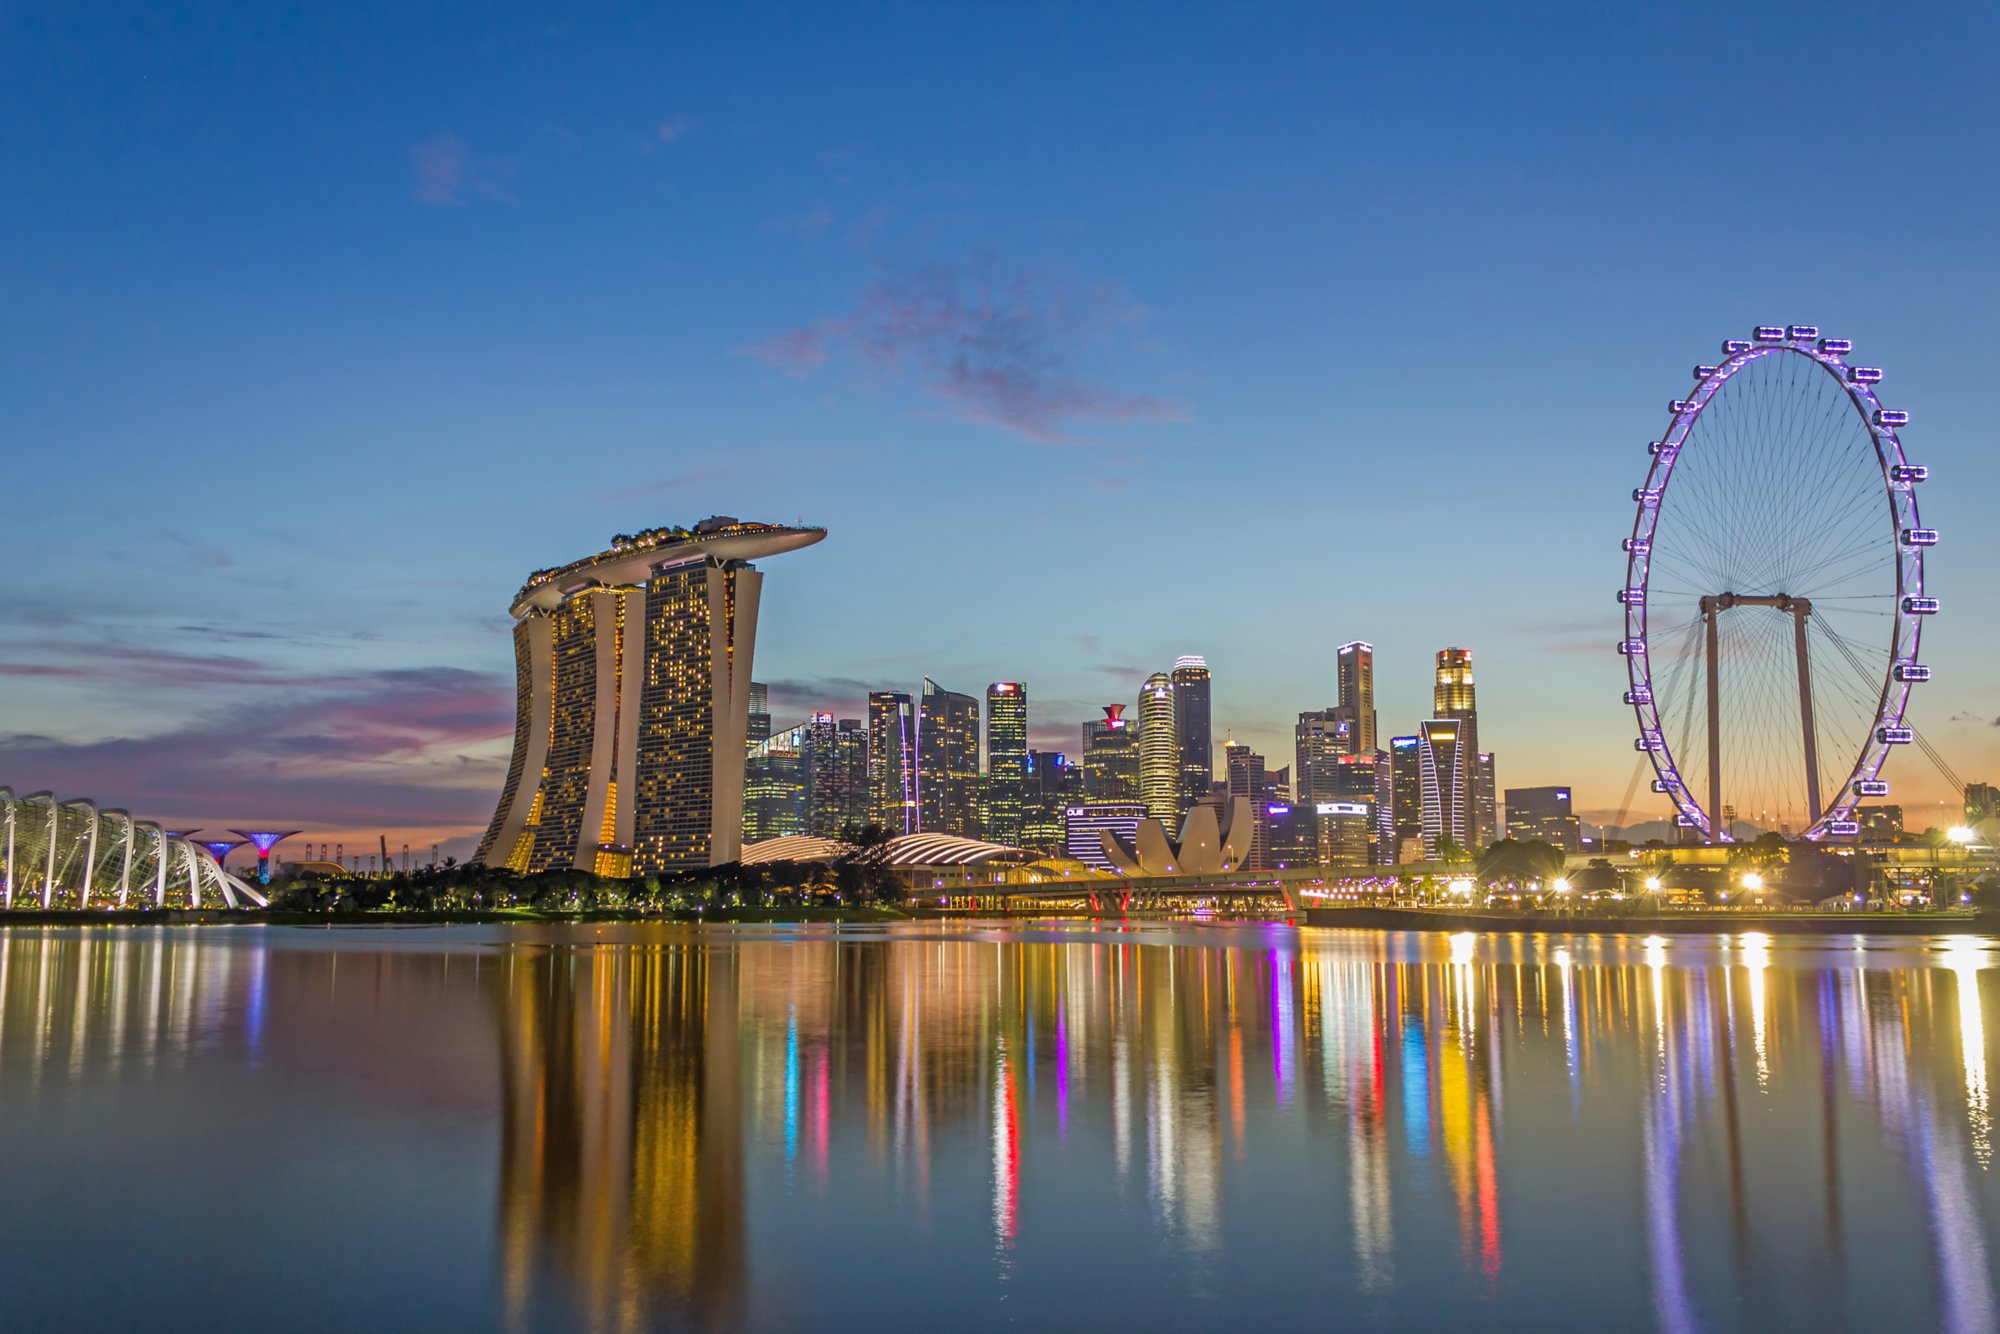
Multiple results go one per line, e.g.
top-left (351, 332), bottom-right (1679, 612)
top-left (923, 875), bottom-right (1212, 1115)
top-left (1621, 326), bottom-right (1933, 842)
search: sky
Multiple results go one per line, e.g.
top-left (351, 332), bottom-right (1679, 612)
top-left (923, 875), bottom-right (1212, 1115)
top-left (4, 1), bottom-right (1999, 861)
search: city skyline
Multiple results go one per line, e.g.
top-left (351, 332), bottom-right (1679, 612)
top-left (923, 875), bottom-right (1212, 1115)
top-left (6, 5), bottom-right (1999, 856)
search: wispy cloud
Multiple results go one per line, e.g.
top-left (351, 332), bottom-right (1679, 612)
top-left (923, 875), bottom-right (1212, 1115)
top-left (410, 133), bottom-right (515, 206)
top-left (655, 116), bottom-right (693, 144)
top-left (743, 255), bottom-right (1188, 443)
top-left (0, 664), bottom-right (512, 829)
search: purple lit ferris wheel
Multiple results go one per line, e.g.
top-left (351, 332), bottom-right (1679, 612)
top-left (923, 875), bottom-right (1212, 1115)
top-left (1621, 326), bottom-right (1933, 842)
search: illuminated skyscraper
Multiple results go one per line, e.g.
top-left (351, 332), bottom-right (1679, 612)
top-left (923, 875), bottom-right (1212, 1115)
top-left (1336, 641), bottom-right (1377, 755)
top-left (983, 683), bottom-right (1029, 846)
top-left (867, 691), bottom-right (917, 835)
top-left (475, 517), bottom-right (825, 875)
top-left (742, 720), bottom-right (810, 842)
top-left (1170, 656), bottom-right (1212, 809)
top-left (1138, 672), bottom-right (1180, 824)
top-left (1418, 719), bottom-right (1468, 858)
top-left (1433, 647), bottom-right (1494, 848)
top-left (1294, 709), bottom-right (1354, 804)
top-left (1083, 705), bottom-right (1140, 803)
top-left (918, 678), bottom-right (980, 836)
top-left (1505, 785), bottom-right (1580, 852)
top-left (1389, 735), bottom-right (1422, 858)
top-left (1021, 750), bottom-right (1084, 854)
top-left (1224, 741), bottom-right (1275, 868)
top-left (746, 681), bottom-right (771, 746)
top-left (807, 714), bottom-right (869, 838)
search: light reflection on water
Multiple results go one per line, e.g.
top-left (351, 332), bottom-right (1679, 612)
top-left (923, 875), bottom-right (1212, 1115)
top-left (0, 923), bottom-right (1996, 1331)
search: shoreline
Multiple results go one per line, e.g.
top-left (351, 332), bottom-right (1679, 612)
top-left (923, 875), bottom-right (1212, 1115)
top-left (1301, 905), bottom-right (1999, 935)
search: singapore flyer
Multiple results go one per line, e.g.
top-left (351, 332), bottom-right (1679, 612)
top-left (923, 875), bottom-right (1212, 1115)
top-left (1620, 326), bottom-right (1933, 842)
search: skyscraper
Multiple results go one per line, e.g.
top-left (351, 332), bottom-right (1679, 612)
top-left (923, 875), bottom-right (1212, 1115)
top-left (1083, 705), bottom-right (1141, 803)
top-left (746, 681), bottom-right (771, 746)
top-left (1021, 750), bottom-right (1084, 855)
top-left (1224, 741), bottom-right (1275, 868)
top-left (1504, 785), bottom-right (1581, 852)
top-left (807, 715), bottom-right (869, 838)
top-left (1418, 719), bottom-right (1468, 858)
top-left (742, 721), bottom-right (810, 842)
top-left (1138, 672), bottom-right (1180, 824)
top-left (1171, 655), bottom-right (1213, 809)
top-left (1390, 735), bottom-right (1422, 860)
top-left (918, 678), bottom-right (980, 836)
top-left (1294, 709), bottom-right (1354, 804)
top-left (1434, 647), bottom-right (1492, 848)
top-left (984, 682), bottom-right (1029, 846)
top-left (1336, 641), bottom-right (1377, 755)
top-left (475, 518), bottom-right (825, 875)
top-left (867, 691), bottom-right (917, 835)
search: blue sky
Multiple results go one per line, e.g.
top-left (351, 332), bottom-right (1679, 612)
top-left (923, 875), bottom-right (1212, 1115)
top-left (4, 2), bottom-right (1997, 855)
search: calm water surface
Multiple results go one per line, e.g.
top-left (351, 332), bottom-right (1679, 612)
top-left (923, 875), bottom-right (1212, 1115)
top-left (0, 922), bottom-right (1995, 1331)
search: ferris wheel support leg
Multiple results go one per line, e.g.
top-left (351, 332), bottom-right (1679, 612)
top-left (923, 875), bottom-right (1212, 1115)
top-left (1794, 606), bottom-right (1821, 826)
top-left (1705, 604), bottom-right (1723, 842)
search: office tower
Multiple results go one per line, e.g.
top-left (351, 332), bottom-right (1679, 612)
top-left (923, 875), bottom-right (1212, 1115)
top-left (1504, 785), bottom-right (1581, 852)
top-left (743, 721), bottom-right (811, 842)
top-left (746, 682), bottom-right (771, 746)
top-left (867, 691), bottom-right (917, 835)
top-left (1265, 799), bottom-right (1317, 869)
top-left (1294, 709), bottom-right (1354, 804)
top-left (1064, 803), bottom-right (1148, 872)
top-left (1967, 782), bottom-right (2000, 826)
top-left (1020, 750), bottom-right (1084, 855)
top-left (1083, 705), bottom-right (1141, 803)
top-left (1418, 719), bottom-right (1468, 858)
top-left (1328, 750), bottom-right (1393, 865)
top-left (1138, 672), bottom-right (1180, 824)
top-left (1434, 647), bottom-right (1492, 847)
top-left (1336, 641), bottom-right (1377, 755)
top-left (918, 678), bottom-right (980, 836)
top-left (475, 518), bottom-right (825, 875)
top-left (1389, 736), bottom-right (1422, 859)
top-left (1224, 742), bottom-right (1274, 868)
top-left (1475, 753), bottom-right (1497, 849)
top-left (984, 683), bottom-right (1029, 846)
top-left (1171, 655), bottom-right (1213, 811)
top-left (807, 715), bottom-right (869, 838)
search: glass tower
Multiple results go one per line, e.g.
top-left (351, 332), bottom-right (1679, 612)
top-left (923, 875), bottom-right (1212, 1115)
top-left (917, 678), bottom-right (981, 836)
top-left (1171, 656), bottom-right (1212, 811)
top-left (867, 692), bottom-right (917, 835)
top-left (984, 683), bottom-right (1029, 846)
top-left (1138, 672), bottom-right (1180, 825)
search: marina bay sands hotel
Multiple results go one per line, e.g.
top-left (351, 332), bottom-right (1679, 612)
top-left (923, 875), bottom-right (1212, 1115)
top-left (474, 517), bottom-right (825, 876)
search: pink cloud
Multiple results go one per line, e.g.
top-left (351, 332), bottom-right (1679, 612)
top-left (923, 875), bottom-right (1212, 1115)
top-left (743, 256), bottom-right (1189, 443)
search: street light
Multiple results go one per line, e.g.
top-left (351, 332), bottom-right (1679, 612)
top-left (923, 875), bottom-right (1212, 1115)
top-left (1741, 871), bottom-right (1764, 891)
top-left (1948, 826), bottom-right (1977, 845)
top-left (1644, 876), bottom-right (1662, 893)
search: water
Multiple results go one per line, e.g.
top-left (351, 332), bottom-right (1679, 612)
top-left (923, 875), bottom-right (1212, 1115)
top-left (0, 922), bottom-right (1994, 1331)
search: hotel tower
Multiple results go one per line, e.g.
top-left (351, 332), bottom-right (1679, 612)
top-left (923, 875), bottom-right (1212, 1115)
top-left (474, 517), bottom-right (825, 875)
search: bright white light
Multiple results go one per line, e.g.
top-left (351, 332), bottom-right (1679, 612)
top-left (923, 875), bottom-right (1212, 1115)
top-left (1644, 876), bottom-right (1662, 892)
top-left (1949, 826), bottom-right (1978, 845)
top-left (1449, 932), bottom-right (1476, 964)
top-left (1450, 877), bottom-right (1474, 896)
top-left (1553, 877), bottom-right (1571, 894)
top-left (1741, 872), bottom-right (1765, 891)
